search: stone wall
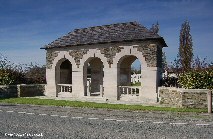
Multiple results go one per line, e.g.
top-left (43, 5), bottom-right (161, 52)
top-left (0, 84), bottom-right (46, 98)
top-left (17, 84), bottom-right (45, 97)
top-left (159, 87), bottom-right (210, 108)
top-left (133, 41), bottom-right (162, 67)
top-left (0, 85), bottom-right (18, 98)
top-left (158, 87), bottom-right (182, 107)
top-left (181, 90), bottom-right (208, 108)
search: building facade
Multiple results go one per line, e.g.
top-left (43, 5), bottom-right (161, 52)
top-left (41, 21), bottom-right (167, 103)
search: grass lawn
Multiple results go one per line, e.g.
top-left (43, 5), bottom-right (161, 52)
top-left (131, 82), bottom-right (141, 86)
top-left (0, 98), bottom-right (207, 113)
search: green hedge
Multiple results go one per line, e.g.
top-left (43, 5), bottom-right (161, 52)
top-left (178, 69), bottom-right (213, 89)
top-left (0, 69), bottom-right (14, 85)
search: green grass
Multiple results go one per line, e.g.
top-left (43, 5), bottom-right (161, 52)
top-left (0, 98), bottom-right (207, 113)
top-left (131, 82), bottom-right (141, 86)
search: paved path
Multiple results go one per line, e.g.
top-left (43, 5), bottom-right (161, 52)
top-left (0, 103), bottom-right (213, 139)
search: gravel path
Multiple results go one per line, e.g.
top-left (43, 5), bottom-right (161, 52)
top-left (0, 103), bottom-right (213, 139)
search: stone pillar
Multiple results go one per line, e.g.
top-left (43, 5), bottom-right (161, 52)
top-left (208, 91), bottom-right (212, 113)
top-left (71, 66), bottom-right (84, 98)
top-left (103, 66), bottom-right (118, 101)
top-left (17, 84), bottom-right (21, 98)
top-left (140, 67), bottom-right (160, 103)
top-left (83, 65), bottom-right (88, 96)
top-left (100, 85), bottom-right (103, 97)
top-left (45, 68), bottom-right (57, 97)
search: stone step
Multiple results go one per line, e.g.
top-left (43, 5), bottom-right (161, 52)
top-left (57, 92), bottom-right (72, 97)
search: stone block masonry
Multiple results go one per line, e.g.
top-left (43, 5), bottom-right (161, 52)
top-left (0, 85), bottom-right (17, 98)
top-left (159, 87), bottom-right (210, 108)
top-left (17, 84), bottom-right (45, 97)
top-left (158, 87), bottom-right (182, 107)
top-left (0, 84), bottom-right (46, 98)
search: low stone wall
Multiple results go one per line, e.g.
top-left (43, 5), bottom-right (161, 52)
top-left (0, 85), bottom-right (18, 98)
top-left (0, 84), bottom-right (46, 98)
top-left (158, 87), bottom-right (182, 107)
top-left (17, 84), bottom-right (45, 97)
top-left (159, 87), bottom-right (210, 108)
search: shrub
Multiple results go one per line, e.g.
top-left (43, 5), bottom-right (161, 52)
top-left (24, 64), bottom-right (46, 84)
top-left (178, 68), bottom-right (213, 89)
top-left (160, 76), bottom-right (179, 87)
top-left (0, 69), bottom-right (14, 85)
top-left (0, 67), bottom-right (26, 85)
top-left (0, 55), bottom-right (20, 85)
top-left (167, 56), bottom-right (213, 89)
top-left (0, 54), bottom-right (46, 85)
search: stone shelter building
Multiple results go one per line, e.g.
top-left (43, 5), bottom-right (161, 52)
top-left (41, 21), bottom-right (167, 103)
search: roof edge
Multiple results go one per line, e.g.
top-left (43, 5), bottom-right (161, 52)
top-left (41, 37), bottom-right (167, 50)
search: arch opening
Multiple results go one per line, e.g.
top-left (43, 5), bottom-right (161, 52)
top-left (117, 55), bottom-right (141, 99)
top-left (59, 60), bottom-right (72, 84)
top-left (118, 55), bottom-right (141, 86)
top-left (55, 59), bottom-right (72, 96)
top-left (83, 57), bottom-right (104, 97)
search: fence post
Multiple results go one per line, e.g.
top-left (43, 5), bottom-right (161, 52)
top-left (208, 90), bottom-right (212, 113)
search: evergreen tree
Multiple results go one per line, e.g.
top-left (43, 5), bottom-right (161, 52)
top-left (179, 20), bottom-right (193, 72)
top-left (162, 51), bottom-right (167, 72)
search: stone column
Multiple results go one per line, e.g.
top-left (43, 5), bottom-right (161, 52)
top-left (71, 66), bottom-right (84, 98)
top-left (45, 68), bottom-right (57, 97)
top-left (103, 66), bottom-right (118, 101)
top-left (208, 91), bottom-right (212, 113)
top-left (140, 67), bottom-right (160, 103)
top-left (83, 66), bottom-right (87, 96)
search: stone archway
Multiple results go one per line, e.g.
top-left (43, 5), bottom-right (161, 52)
top-left (83, 57), bottom-right (104, 97)
top-left (55, 59), bottom-right (72, 97)
top-left (59, 60), bottom-right (72, 84)
top-left (117, 55), bottom-right (142, 100)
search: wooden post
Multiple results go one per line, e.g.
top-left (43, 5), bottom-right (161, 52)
top-left (208, 90), bottom-right (212, 113)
